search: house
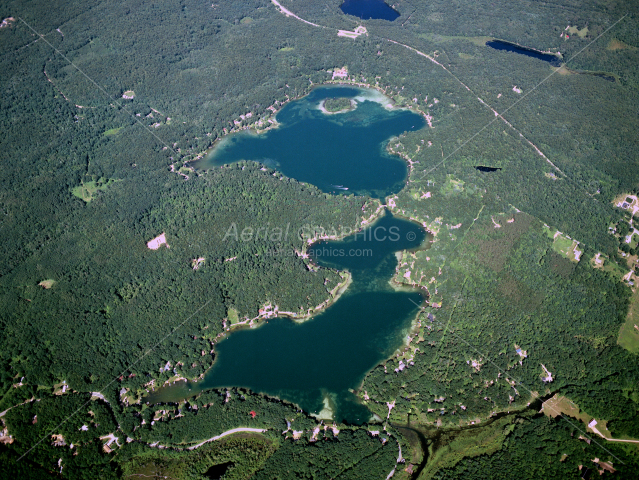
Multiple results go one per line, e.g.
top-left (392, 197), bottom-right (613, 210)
top-left (332, 67), bottom-right (348, 80)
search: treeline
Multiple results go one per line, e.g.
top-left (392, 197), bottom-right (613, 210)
top-left (363, 208), bottom-right (637, 431)
top-left (120, 425), bottom-right (396, 480)
top-left (2, 392), bottom-right (120, 479)
top-left (252, 429), bottom-right (397, 480)
top-left (0, 163), bottom-right (368, 398)
top-left (434, 414), bottom-right (639, 479)
top-left (120, 436), bottom-right (277, 480)
top-left (134, 388), bottom-right (310, 445)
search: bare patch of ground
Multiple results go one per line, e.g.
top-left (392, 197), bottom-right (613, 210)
top-left (607, 38), bottom-right (637, 51)
top-left (38, 279), bottom-right (55, 289)
top-left (567, 25), bottom-right (589, 38)
top-left (552, 65), bottom-right (575, 75)
top-left (541, 394), bottom-right (585, 420)
top-left (338, 26), bottom-right (367, 39)
top-left (147, 233), bottom-right (169, 250)
top-left (542, 394), bottom-right (639, 443)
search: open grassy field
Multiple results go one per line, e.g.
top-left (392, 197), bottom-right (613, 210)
top-left (543, 226), bottom-right (582, 262)
top-left (618, 286), bottom-right (639, 354)
top-left (70, 178), bottom-right (119, 203)
top-left (103, 126), bottom-right (124, 136)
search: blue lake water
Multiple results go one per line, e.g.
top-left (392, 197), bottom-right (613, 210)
top-left (146, 213), bottom-right (430, 423)
top-left (486, 40), bottom-right (562, 66)
top-left (198, 86), bottom-right (425, 199)
top-left (150, 87), bottom-right (430, 423)
top-left (340, 0), bottom-right (400, 21)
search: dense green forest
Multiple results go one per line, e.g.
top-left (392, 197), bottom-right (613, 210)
top-left (432, 414), bottom-right (639, 479)
top-left (323, 97), bottom-right (354, 112)
top-left (0, 162), bottom-right (372, 396)
top-left (1, 0), bottom-right (639, 478)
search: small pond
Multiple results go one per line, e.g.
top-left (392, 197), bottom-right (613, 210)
top-left (340, 0), bottom-right (400, 21)
top-left (486, 39), bottom-right (562, 66)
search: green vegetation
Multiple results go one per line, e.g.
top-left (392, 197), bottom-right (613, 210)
top-left (120, 437), bottom-right (276, 480)
top-left (543, 226), bottom-right (582, 263)
top-left (1, 0), bottom-right (639, 477)
top-left (3, 392), bottom-right (120, 479)
top-left (434, 415), bottom-right (639, 478)
top-left (227, 307), bottom-right (240, 325)
top-left (103, 126), bottom-right (124, 136)
top-left (70, 177), bottom-right (120, 203)
top-left (618, 287), bottom-right (639, 354)
top-left (1, 162), bottom-right (370, 399)
top-left (419, 414), bottom-right (520, 479)
top-left (252, 429), bottom-right (397, 480)
top-left (323, 97), bottom-right (352, 112)
top-left (440, 175), bottom-right (465, 196)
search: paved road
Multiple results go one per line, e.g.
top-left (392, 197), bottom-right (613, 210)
top-left (591, 425), bottom-right (639, 444)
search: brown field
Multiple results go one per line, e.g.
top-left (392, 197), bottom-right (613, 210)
top-left (607, 39), bottom-right (637, 51)
top-left (541, 394), bottom-right (585, 420)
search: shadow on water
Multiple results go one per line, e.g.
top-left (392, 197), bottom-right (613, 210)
top-left (486, 39), bottom-right (562, 66)
top-left (340, 0), bottom-right (400, 21)
top-left (204, 462), bottom-right (233, 479)
top-left (394, 422), bottom-right (430, 479)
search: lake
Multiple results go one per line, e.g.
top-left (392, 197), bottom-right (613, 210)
top-left (340, 0), bottom-right (400, 21)
top-left (146, 213), bottom-right (431, 423)
top-left (197, 86), bottom-right (425, 199)
top-left (486, 39), bottom-right (562, 66)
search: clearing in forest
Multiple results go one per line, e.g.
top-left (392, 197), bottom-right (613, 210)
top-left (607, 39), bottom-right (637, 51)
top-left (71, 178), bottom-right (119, 203)
top-left (38, 279), bottom-right (55, 289)
top-left (337, 26), bottom-right (367, 39)
top-left (541, 394), bottom-right (585, 420)
top-left (541, 395), bottom-right (613, 437)
top-left (590, 252), bottom-right (628, 278)
top-left (618, 286), bottom-right (639, 354)
top-left (103, 126), bottom-right (124, 136)
top-left (566, 25), bottom-right (589, 38)
top-left (440, 175), bottom-right (464, 195)
top-left (542, 394), bottom-right (639, 443)
top-left (543, 226), bottom-right (582, 262)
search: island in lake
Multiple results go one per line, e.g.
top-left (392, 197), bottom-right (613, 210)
top-left (197, 86), bottom-right (425, 199)
top-left (320, 97), bottom-right (356, 114)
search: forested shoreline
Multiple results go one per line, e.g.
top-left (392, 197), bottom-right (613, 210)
top-left (1, 0), bottom-right (639, 477)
